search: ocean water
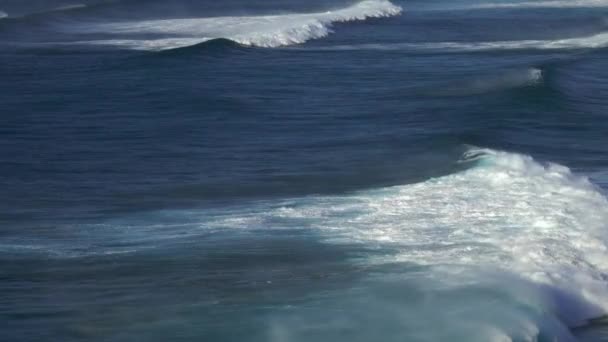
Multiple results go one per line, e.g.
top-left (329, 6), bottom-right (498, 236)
top-left (1, 0), bottom-right (608, 341)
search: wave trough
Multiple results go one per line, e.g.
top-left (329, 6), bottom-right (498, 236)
top-left (65, 0), bottom-right (402, 50)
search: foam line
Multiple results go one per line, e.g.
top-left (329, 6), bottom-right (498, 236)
top-left (470, 0), bottom-right (608, 9)
top-left (305, 32), bottom-right (608, 52)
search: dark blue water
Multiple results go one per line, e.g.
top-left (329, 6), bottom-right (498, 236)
top-left (2, 0), bottom-right (608, 341)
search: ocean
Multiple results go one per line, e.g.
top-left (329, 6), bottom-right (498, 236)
top-left (1, 0), bottom-right (608, 341)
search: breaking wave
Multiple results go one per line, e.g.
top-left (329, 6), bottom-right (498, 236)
top-left (205, 148), bottom-right (608, 339)
top-left (63, 0), bottom-right (402, 50)
top-left (0, 11), bottom-right (7, 19)
top-left (6, 146), bottom-right (608, 339)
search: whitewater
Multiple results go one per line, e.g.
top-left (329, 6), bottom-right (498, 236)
top-left (194, 148), bottom-right (608, 339)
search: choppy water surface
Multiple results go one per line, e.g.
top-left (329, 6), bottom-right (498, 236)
top-left (2, 0), bottom-right (608, 341)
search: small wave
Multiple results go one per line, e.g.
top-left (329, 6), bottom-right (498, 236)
top-left (470, 0), bottom-right (608, 9)
top-left (433, 68), bottom-right (543, 96)
top-left (53, 4), bottom-right (88, 11)
top-left (307, 32), bottom-right (608, 52)
top-left (0, 11), bottom-right (7, 19)
top-left (60, 0), bottom-right (402, 50)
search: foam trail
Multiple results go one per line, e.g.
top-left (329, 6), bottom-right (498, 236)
top-left (420, 32), bottom-right (608, 51)
top-left (53, 4), bottom-right (87, 11)
top-left (471, 0), bottom-right (608, 9)
top-left (65, 0), bottom-right (402, 50)
top-left (309, 32), bottom-right (608, 52)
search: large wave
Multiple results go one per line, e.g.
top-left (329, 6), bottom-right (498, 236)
top-left (206, 148), bottom-right (608, 339)
top-left (62, 0), bottom-right (402, 50)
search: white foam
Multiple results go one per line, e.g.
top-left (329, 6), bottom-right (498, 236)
top-left (0, 11), bottom-right (7, 19)
top-left (67, 0), bottom-right (402, 50)
top-left (309, 32), bottom-right (608, 52)
top-left (471, 0), bottom-right (608, 9)
top-left (423, 32), bottom-right (608, 51)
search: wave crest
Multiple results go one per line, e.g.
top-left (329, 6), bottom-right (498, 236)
top-left (66, 0), bottom-right (402, 50)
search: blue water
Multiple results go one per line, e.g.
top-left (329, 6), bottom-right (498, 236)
top-left (2, 0), bottom-right (608, 341)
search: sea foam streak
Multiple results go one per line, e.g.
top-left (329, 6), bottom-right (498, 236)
top-left (414, 32), bottom-right (608, 51)
top-left (312, 31), bottom-right (608, 52)
top-left (470, 0), bottom-right (608, 9)
top-left (68, 0), bottom-right (402, 50)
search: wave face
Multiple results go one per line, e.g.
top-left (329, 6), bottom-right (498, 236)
top-left (200, 148), bottom-right (608, 339)
top-left (62, 0), bottom-right (401, 50)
